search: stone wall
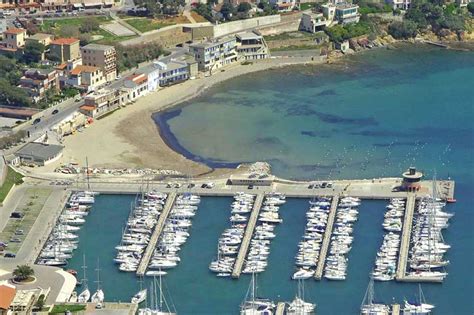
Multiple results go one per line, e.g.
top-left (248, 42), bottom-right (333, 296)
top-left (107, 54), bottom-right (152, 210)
top-left (121, 26), bottom-right (192, 48)
top-left (213, 15), bottom-right (281, 38)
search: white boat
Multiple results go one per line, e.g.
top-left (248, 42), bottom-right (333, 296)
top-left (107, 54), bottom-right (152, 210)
top-left (292, 268), bottom-right (314, 280)
top-left (286, 279), bottom-right (316, 314)
top-left (360, 275), bottom-right (390, 315)
top-left (138, 274), bottom-right (176, 315)
top-left (240, 273), bottom-right (275, 315)
top-left (91, 259), bottom-right (105, 304)
top-left (132, 289), bottom-right (147, 304)
top-left (146, 271), bottom-right (168, 277)
top-left (402, 285), bottom-right (435, 315)
top-left (78, 254), bottom-right (91, 303)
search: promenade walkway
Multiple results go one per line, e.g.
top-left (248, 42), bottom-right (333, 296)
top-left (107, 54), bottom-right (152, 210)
top-left (136, 192), bottom-right (177, 276)
top-left (314, 195), bottom-right (339, 280)
top-left (396, 194), bottom-right (416, 281)
top-left (231, 193), bottom-right (264, 278)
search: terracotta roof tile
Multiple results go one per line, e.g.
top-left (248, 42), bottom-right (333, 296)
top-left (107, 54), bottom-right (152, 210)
top-left (50, 38), bottom-right (79, 46)
top-left (4, 28), bottom-right (25, 35)
top-left (70, 65), bottom-right (99, 75)
top-left (0, 285), bottom-right (16, 310)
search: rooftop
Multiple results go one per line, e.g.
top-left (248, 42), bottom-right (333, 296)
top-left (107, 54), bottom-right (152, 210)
top-left (0, 284), bottom-right (16, 310)
top-left (16, 142), bottom-right (64, 161)
top-left (0, 106), bottom-right (39, 118)
top-left (27, 33), bottom-right (53, 41)
top-left (190, 36), bottom-right (235, 49)
top-left (4, 27), bottom-right (25, 35)
top-left (81, 43), bottom-right (115, 51)
top-left (50, 37), bottom-right (79, 45)
top-left (70, 65), bottom-right (100, 75)
top-left (336, 3), bottom-right (359, 9)
top-left (236, 32), bottom-right (262, 41)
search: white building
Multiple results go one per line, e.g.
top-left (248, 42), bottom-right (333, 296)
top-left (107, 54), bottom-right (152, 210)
top-left (269, 0), bottom-right (296, 11)
top-left (386, 0), bottom-right (410, 10)
top-left (235, 31), bottom-right (270, 60)
top-left (189, 36), bottom-right (238, 73)
top-left (323, 2), bottom-right (360, 24)
top-left (122, 73), bottom-right (148, 102)
top-left (137, 62), bottom-right (161, 92)
top-left (300, 12), bottom-right (329, 33)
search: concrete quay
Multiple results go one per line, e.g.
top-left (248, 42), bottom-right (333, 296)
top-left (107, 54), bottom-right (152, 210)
top-left (314, 195), bottom-right (339, 280)
top-left (395, 194), bottom-right (416, 281)
top-left (275, 302), bottom-right (286, 315)
top-left (136, 192), bottom-right (177, 276)
top-left (231, 193), bottom-right (265, 279)
top-left (391, 303), bottom-right (401, 315)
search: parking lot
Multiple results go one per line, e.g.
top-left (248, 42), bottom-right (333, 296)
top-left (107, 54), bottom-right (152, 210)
top-left (0, 187), bottom-right (51, 256)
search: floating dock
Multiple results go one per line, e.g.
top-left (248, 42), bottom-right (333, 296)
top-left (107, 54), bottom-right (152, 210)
top-left (136, 192), bottom-right (177, 276)
top-left (275, 302), bottom-right (286, 315)
top-left (395, 194), bottom-right (416, 281)
top-left (391, 303), bottom-right (400, 315)
top-left (314, 195), bottom-right (339, 280)
top-left (231, 193), bottom-right (265, 279)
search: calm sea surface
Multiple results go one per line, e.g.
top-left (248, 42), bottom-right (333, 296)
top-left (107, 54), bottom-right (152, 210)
top-left (69, 46), bottom-right (474, 314)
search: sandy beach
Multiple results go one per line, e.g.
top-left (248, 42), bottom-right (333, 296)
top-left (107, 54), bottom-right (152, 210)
top-left (59, 56), bottom-right (328, 177)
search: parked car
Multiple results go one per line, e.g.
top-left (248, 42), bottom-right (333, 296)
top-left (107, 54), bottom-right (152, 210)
top-left (4, 253), bottom-right (16, 258)
top-left (32, 117), bottom-right (41, 125)
top-left (10, 212), bottom-right (23, 218)
top-left (52, 109), bottom-right (59, 115)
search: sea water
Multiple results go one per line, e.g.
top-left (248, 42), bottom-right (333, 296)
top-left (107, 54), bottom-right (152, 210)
top-left (68, 45), bottom-right (474, 314)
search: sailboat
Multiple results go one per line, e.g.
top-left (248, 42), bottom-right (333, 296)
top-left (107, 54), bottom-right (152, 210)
top-left (77, 254), bottom-right (91, 303)
top-left (132, 277), bottom-right (147, 304)
top-left (138, 272), bottom-right (176, 315)
top-left (402, 285), bottom-right (435, 315)
top-left (91, 259), bottom-right (105, 305)
top-left (240, 272), bottom-right (275, 315)
top-left (286, 279), bottom-right (316, 314)
top-left (360, 274), bottom-right (390, 315)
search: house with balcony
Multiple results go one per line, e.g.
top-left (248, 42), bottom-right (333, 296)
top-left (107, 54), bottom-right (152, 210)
top-left (0, 27), bottom-right (27, 54)
top-left (19, 68), bottom-right (59, 102)
top-left (300, 12), bottom-right (329, 33)
top-left (64, 65), bottom-right (106, 91)
top-left (79, 88), bottom-right (126, 118)
top-left (189, 36), bottom-right (238, 74)
top-left (235, 31), bottom-right (269, 60)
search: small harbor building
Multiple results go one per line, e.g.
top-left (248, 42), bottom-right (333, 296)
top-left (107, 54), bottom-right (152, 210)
top-left (401, 167), bottom-right (423, 192)
top-left (15, 142), bottom-right (64, 166)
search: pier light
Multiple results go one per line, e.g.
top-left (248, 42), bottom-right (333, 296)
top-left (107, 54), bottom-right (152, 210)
top-left (401, 167), bottom-right (423, 192)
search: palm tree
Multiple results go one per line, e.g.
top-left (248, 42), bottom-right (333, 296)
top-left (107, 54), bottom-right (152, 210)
top-left (13, 265), bottom-right (34, 281)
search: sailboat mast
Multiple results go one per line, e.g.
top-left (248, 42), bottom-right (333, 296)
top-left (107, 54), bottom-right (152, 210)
top-left (82, 254), bottom-right (88, 288)
top-left (159, 271), bottom-right (164, 310)
top-left (85, 156), bottom-right (90, 191)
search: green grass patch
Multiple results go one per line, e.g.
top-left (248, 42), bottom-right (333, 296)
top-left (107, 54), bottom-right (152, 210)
top-left (265, 31), bottom-right (323, 41)
top-left (299, 2), bottom-right (317, 11)
top-left (41, 16), bottom-right (111, 33)
top-left (49, 304), bottom-right (86, 314)
top-left (0, 167), bottom-right (23, 203)
top-left (124, 18), bottom-right (174, 33)
top-left (271, 44), bottom-right (319, 51)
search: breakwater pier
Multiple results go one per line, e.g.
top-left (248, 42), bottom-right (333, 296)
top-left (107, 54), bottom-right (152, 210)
top-left (232, 193), bottom-right (264, 278)
top-left (136, 192), bottom-right (177, 276)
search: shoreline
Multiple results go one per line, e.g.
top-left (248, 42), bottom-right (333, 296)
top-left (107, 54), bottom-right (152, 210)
top-left (56, 41), bottom-right (472, 178)
top-left (59, 55), bottom-right (330, 177)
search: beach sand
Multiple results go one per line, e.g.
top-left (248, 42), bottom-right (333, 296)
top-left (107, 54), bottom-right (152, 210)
top-left (58, 56), bottom-right (327, 177)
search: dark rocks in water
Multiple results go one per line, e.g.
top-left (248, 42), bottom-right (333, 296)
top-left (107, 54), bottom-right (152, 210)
top-left (317, 89), bottom-right (337, 96)
top-left (301, 131), bottom-right (330, 138)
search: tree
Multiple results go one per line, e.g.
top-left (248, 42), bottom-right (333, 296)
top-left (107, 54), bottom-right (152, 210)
top-left (0, 79), bottom-right (32, 107)
top-left (220, 1), bottom-right (236, 19)
top-left (388, 20), bottom-right (418, 39)
top-left (79, 17), bottom-right (100, 33)
top-left (13, 265), bottom-right (34, 281)
top-left (22, 41), bottom-right (45, 64)
top-left (237, 2), bottom-right (252, 13)
top-left (59, 25), bottom-right (80, 38)
top-left (468, 2), bottom-right (474, 15)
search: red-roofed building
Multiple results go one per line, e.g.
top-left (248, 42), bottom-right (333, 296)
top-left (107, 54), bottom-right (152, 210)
top-left (49, 37), bottom-right (80, 62)
top-left (64, 65), bottom-right (106, 91)
top-left (122, 73), bottom-right (148, 101)
top-left (19, 68), bottom-right (60, 102)
top-left (0, 284), bottom-right (16, 315)
top-left (1, 28), bottom-right (27, 52)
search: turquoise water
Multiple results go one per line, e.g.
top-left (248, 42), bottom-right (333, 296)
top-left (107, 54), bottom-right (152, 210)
top-left (68, 46), bottom-right (474, 314)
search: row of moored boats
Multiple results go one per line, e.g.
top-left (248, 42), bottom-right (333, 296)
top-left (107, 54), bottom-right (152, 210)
top-left (37, 191), bottom-right (96, 267)
top-left (323, 196), bottom-right (360, 280)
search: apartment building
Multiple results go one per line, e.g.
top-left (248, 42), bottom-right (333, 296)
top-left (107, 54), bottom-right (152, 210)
top-left (80, 88), bottom-right (125, 118)
top-left (49, 37), bottom-right (80, 62)
top-left (122, 73), bottom-right (148, 101)
top-left (189, 36), bottom-right (238, 73)
top-left (235, 31), bottom-right (269, 60)
top-left (19, 68), bottom-right (60, 102)
top-left (65, 65), bottom-right (106, 91)
top-left (81, 43), bottom-right (117, 82)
